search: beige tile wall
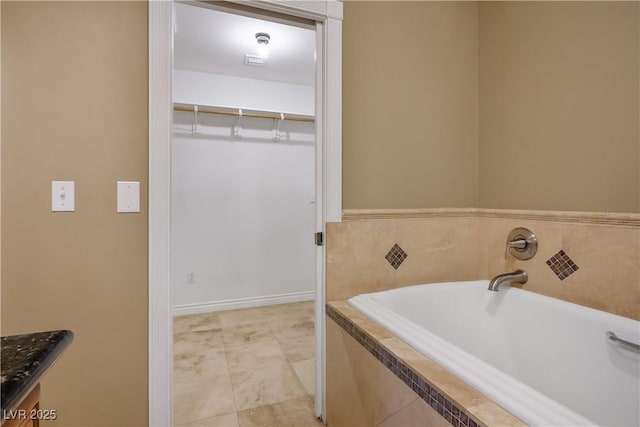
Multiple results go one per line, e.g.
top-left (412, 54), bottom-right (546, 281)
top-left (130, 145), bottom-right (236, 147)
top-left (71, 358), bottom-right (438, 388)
top-left (326, 210), bottom-right (640, 320)
top-left (326, 217), bottom-right (481, 301)
top-left (480, 217), bottom-right (640, 320)
top-left (326, 317), bottom-right (448, 427)
top-left (326, 301), bottom-right (525, 427)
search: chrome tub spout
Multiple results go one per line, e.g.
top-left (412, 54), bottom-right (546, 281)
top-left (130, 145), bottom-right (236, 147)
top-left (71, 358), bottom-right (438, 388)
top-left (488, 270), bottom-right (528, 292)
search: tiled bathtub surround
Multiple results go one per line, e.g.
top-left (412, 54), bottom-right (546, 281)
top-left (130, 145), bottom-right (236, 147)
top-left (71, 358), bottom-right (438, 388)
top-left (326, 300), bottom-right (525, 427)
top-left (327, 209), bottom-right (640, 319)
top-left (327, 208), bottom-right (639, 427)
top-left (326, 304), bottom-right (482, 427)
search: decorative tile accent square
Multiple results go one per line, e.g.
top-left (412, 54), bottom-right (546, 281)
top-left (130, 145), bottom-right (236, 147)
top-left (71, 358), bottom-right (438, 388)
top-left (385, 243), bottom-right (408, 270)
top-left (546, 250), bottom-right (579, 281)
top-left (327, 304), bottom-right (481, 427)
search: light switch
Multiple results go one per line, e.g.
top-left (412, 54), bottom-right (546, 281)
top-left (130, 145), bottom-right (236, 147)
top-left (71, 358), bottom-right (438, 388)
top-left (117, 181), bottom-right (140, 213)
top-left (52, 181), bottom-right (75, 212)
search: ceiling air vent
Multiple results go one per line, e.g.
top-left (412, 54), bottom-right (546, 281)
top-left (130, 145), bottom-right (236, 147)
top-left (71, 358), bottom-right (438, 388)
top-left (244, 54), bottom-right (267, 67)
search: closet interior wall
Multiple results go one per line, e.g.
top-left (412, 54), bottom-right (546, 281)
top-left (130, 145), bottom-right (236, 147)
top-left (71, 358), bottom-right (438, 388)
top-left (171, 70), bottom-right (316, 312)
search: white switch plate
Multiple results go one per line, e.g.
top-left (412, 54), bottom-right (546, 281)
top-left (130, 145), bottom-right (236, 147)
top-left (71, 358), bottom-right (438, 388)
top-left (117, 181), bottom-right (140, 213)
top-left (52, 181), bottom-right (75, 212)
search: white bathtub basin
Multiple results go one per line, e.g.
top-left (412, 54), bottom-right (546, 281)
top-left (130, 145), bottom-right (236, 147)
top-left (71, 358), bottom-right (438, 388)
top-left (348, 280), bottom-right (640, 426)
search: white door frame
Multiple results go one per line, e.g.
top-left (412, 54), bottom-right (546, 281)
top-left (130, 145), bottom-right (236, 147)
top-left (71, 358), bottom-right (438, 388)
top-left (148, 1), bottom-right (342, 425)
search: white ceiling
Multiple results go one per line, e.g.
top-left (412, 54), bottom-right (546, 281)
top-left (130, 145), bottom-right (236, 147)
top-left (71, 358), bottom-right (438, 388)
top-left (174, 3), bottom-right (316, 86)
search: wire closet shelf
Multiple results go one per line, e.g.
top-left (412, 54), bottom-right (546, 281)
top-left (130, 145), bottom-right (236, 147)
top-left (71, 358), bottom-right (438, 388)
top-left (174, 103), bottom-right (314, 122)
top-left (174, 103), bottom-right (315, 138)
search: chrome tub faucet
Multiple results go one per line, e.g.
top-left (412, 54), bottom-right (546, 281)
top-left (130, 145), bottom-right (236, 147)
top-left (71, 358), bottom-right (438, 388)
top-left (488, 269), bottom-right (528, 292)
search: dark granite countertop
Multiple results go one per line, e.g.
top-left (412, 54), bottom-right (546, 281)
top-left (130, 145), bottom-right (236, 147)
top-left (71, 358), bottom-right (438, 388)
top-left (1, 330), bottom-right (73, 414)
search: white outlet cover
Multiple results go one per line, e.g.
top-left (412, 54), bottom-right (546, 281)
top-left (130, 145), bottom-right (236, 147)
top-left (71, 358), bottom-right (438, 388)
top-left (52, 181), bottom-right (75, 212)
top-left (117, 181), bottom-right (140, 213)
top-left (187, 272), bottom-right (196, 285)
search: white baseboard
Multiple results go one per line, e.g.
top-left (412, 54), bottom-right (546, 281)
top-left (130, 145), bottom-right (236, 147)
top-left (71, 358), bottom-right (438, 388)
top-left (172, 290), bottom-right (315, 316)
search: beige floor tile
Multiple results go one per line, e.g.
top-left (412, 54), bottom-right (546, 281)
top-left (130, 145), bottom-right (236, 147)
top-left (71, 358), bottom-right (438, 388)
top-left (174, 348), bottom-right (229, 382)
top-left (174, 329), bottom-right (225, 356)
top-left (236, 396), bottom-right (323, 427)
top-left (175, 412), bottom-right (239, 427)
top-left (173, 375), bottom-right (236, 423)
top-left (218, 307), bottom-right (272, 327)
top-left (225, 339), bottom-right (287, 373)
top-left (262, 301), bottom-right (314, 321)
top-left (230, 361), bottom-right (307, 411)
top-left (268, 317), bottom-right (315, 340)
top-left (173, 302), bottom-right (318, 425)
top-left (293, 300), bottom-right (314, 311)
top-left (291, 358), bottom-right (315, 396)
top-left (174, 312), bottom-right (221, 334)
top-left (277, 335), bottom-right (315, 363)
top-left (222, 321), bottom-right (275, 345)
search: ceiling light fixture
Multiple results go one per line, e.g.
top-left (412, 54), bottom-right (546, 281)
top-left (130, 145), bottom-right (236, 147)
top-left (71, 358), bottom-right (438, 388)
top-left (255, 32), bottom-right (270, 57)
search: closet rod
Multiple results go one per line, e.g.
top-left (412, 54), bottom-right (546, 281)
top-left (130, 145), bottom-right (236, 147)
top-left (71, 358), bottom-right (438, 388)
top-left (173, 103), bottom-right (315, 123)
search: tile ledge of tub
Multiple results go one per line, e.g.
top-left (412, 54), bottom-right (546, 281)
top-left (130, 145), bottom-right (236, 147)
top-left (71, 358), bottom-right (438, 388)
top-left (327, 301), bottom-right (393, 342)
top-left (326, 301), bottom-right (527, 427)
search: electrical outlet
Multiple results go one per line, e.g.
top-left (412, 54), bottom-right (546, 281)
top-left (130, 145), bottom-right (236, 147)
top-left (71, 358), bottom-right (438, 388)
top-left (187, 272), bottom-right (196, 285)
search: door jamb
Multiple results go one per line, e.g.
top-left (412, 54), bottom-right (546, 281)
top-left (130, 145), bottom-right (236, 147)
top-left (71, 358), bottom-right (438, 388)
top-left (148, 1), bottom-right (342, 425)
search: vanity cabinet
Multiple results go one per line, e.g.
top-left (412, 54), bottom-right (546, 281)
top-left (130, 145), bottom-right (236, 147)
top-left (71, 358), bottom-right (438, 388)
top-left (2, 385), bottom-right (40, 427)
top-left (1, 330), bottom-right (72, 427)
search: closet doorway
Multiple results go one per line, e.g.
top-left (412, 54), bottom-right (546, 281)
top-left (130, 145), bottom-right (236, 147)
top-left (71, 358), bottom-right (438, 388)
top-left (148, 1), bottom-right (342, 424)
top-left (171, 2), bottom-right (321, 425)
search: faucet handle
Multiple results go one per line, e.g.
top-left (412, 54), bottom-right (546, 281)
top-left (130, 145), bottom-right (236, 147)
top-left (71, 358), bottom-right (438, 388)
top-left (504, 238), bottom-right (527, 259)
top-left (504, 228), bottom-right (538, 260)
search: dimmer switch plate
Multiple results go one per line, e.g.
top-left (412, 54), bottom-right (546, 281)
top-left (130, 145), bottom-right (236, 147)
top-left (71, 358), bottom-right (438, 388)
top-left (117, 181), bottom-right (140, 213)
top-left (52, 181), bottom-right (75, 212)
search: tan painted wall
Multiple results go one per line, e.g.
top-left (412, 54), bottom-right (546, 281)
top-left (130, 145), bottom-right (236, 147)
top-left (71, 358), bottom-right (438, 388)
top-left (343, 1), bottom-right (639, 213)
top-left (342, 1), bottom-right (479, 209)
top-left (1, 2), bottom-right (148, 426)
top-left (478, 1), bottom-right (640, 213)
top-left (0, 1), bottom-right (3, 319)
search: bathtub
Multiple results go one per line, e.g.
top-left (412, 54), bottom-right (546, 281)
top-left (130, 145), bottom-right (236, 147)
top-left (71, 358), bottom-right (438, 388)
top-left (348, 280), bottom-right (640, 426)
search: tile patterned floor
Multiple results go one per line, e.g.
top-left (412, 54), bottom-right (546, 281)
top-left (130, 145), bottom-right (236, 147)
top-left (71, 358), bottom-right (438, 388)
top-left (173, 301), bottom-right (323, 427)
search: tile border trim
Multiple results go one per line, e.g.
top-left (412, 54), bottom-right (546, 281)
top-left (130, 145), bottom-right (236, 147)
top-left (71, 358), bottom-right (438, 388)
top-left (341, 208), bottom-right (640, 227)
top-left (326, 304), bottom-right (483, 427)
